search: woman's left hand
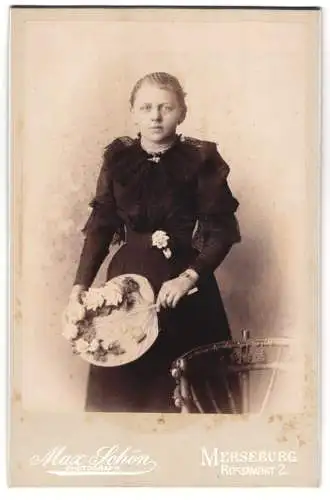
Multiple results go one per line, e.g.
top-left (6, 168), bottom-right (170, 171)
top-left (156, 275), bottom-right (196, 312)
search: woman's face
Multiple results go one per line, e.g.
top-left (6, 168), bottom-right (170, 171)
top-left (131, 83), bottom-right (184, 144)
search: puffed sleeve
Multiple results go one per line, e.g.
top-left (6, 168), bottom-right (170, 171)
top-left (190, 143), bottom-right (241, 277)
top-left (73, 142), bottom-right (123, 288)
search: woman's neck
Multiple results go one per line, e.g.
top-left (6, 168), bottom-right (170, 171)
top-left (140, 134), bottom-right (177, 154)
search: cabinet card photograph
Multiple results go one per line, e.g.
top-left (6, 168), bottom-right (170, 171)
top-left (10, 6), bottom-right (320, 487)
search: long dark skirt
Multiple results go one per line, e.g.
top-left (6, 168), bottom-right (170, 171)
top-left (85, 241), bottom-right (238, 413)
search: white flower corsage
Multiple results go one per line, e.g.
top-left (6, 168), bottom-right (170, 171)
top-left (151, 230), bottom-right (172, 259)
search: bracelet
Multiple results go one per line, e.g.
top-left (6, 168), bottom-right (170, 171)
top-left (179, 269), bottom-right (199, 285)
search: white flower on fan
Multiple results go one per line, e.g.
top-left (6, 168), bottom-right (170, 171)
top-left (102, 284), bottom-right (123, 307)
top-left (101, 339), bottom-right (123, 352)
top-left (62, 300), bottom-right (85, 325)
top-left (101, 339), bottom-right (112, 351)
top-left (84, 288), bottom-right (105, 311)
top-left (62, 322), bottom-right (79, 341)
top-left (88, 338), bottom-right (100, 353)
top-left (74, 337), bottom-right (90, 354)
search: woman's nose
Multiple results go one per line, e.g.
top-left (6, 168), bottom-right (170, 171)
top-left (150, 107), bottom-right (162, 121)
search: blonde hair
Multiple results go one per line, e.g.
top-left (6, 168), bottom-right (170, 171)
top-left (129, 72), bottom-right (187, 119)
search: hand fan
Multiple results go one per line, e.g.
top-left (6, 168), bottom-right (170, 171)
top-left (62, 274), bottom-right (159, 367)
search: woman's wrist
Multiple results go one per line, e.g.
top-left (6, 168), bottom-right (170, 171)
top-left (179, 268), bottom-right (199, 286)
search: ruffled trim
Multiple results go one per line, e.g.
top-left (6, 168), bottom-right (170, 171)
top-left (103, 135), bottom-right (228, 188)
top-left (91, 135), bottom-right (238, 250)
top-left (82, 195), bottom-right (123, 239)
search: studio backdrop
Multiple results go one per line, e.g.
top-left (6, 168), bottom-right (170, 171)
top-left (12, 8), bottom-right (318, 415)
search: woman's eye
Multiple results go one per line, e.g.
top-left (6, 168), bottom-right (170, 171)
top-left (139, 103), bottom-right (173, 112)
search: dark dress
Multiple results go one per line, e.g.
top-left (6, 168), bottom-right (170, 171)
top-left (73, 134), bottom-right (241, 413)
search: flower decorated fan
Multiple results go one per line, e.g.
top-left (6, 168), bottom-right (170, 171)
top-left (62, 274), bottom-right (158, 367)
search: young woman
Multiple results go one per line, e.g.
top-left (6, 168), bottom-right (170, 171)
top-left (65, 72), bottom-right (241, 413)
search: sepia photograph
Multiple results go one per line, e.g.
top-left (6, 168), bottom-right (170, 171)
top-left (10, 5), bottom-right (320, 487)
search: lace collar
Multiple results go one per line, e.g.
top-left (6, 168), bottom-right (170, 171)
top-left (108, 134), bottom-right (221, 186)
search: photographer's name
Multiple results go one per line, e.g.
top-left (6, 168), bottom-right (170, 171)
top-left (30, 445), bottom-right (157, 476)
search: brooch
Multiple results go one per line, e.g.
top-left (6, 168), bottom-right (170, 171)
top-left (151, 230), bottom-right (172, 259)
top-left (147, 153), bottom-right (161, 164)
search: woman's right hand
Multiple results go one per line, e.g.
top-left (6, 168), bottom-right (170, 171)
top-left (63, 284), bottom-right (87, 325)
